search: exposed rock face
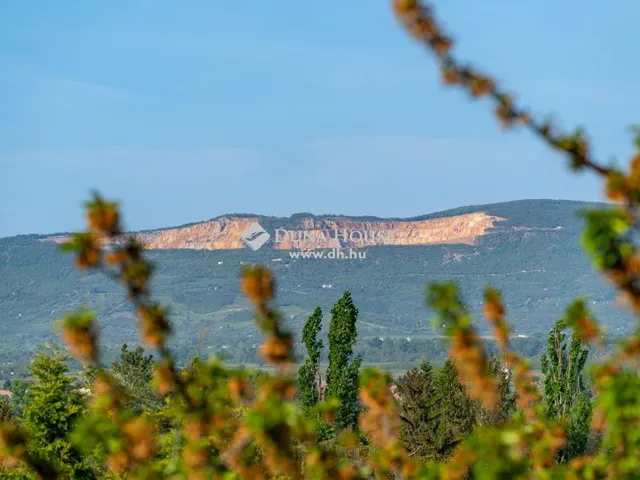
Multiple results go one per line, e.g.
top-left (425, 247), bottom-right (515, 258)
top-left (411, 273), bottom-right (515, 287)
top-left (43, 212), bottom-right (509, 250)
top-left (130, 217), bottom-right (261, 250)
top-left (272, 213), bottom-right (505, 250)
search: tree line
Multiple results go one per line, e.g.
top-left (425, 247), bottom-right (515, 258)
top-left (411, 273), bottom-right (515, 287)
top-left (0, 287), bottom-right (601, 477)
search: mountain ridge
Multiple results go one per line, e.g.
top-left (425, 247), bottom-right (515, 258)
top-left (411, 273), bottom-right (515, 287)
top-left (0, 198), bottom-right (631, 369)
top-left (3, 198), bottom-right (608, 240)
top-left (36, 199), bottom-right (608, 251)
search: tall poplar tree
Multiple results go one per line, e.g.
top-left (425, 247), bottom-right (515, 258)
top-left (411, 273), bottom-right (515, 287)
top-left (326, 291), bottom-right (361, 430)
top-left (541, 311), bottom-right (592, 462)
top-left (297, 307), bottom-right (324, 410)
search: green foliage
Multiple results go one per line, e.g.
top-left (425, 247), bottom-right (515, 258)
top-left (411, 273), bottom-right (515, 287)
top-left (398, 356), bottom-right (515, 463)
top-left (111, 344), bottom-right (160, 415)
top-left (247, 368), bottom-right (269, 387)
top-left (432, 359), bottom-right (478, 459)
top-left (541, 315), bottom-right (592, 462)
top-left (4, 379), bottom-right (30, 420)
top-left (0, 397), bottom-right (11, 422)
top-left (297, 307), bottom-right (323, 411)
top-left (567, 392), bottom-right (592, 459)
top-left (22, 352), bottom-right (91, 478)
top-left (478, 357), bottom-right (516, 427)
top-left (326, 292), bottom-right (361, 430)
top-left (581, 208), bottom-right (634, 270)
top-left (591, 366), bottom-right (640, 475)
top-left (78, 365), bottom-right (99, 389)
top-left (397, 361), bottom-right (441, 460)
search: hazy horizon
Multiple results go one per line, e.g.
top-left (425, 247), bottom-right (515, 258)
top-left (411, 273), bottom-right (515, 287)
top-left (3, 197), bottom-right (609, 238)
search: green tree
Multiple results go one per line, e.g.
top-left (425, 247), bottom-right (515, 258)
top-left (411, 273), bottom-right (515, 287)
top-left (297, 307), bottom-right (324, 410)
top-left (23, 352), bottom-right (90, 478)
top-left (78, 364), bottom-right (99, 389)
top-left (0, 396), bottom-right (11, 422)
top-left (6, 379), bottom-right (30, 419)
top-left (541, 315), bottom-right (592, 462)
top-left (477, 356), bottom-right (516, 427)
top-left (326, 292), bottom-right (361, 430)
top-left (247, 368), bottom-right (268, 388)
top-left (398, 356), bottom-right (514, 462)
top-left (432, 359), bottom-right (479, 459)
top-left (397, 361), bottom-right (441, 460)
top-left (111, 344), bottom-right (159, 414)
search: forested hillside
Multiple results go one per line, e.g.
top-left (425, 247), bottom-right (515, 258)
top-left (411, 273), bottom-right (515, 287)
top-left (0, 199), bottom-right (628, 368)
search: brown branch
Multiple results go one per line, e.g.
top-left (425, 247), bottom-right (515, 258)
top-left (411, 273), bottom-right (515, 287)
top-left (392, 0), bottom-right (612, 178)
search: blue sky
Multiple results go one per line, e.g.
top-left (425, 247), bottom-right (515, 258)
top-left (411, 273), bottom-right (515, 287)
top-left (0, 0), bottom-right (637, 237)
